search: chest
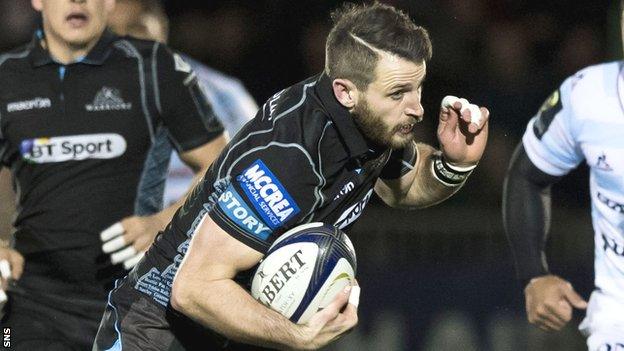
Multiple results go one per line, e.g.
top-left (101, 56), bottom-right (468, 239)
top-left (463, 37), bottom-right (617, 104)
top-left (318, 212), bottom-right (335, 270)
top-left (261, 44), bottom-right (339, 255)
top-left (318, 150), bottom-right (391, 229)
top-left (0, 64), bottom-right (152, 164)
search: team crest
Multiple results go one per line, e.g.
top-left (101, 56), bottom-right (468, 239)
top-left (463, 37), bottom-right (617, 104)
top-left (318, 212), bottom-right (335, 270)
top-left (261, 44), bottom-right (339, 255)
top-left (596, 153), bottom-right (613, 172)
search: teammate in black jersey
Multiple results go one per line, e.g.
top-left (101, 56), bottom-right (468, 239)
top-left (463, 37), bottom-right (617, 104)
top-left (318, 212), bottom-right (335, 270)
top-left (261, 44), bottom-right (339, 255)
top-left (95, 3), bottom-right (491, 350)
top-left (0, 0), bottom-right (226, 349)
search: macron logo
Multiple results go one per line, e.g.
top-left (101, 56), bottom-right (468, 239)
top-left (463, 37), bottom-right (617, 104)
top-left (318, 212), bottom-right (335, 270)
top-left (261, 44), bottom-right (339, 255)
top-left (237, 160), bottom-right (300, 229)
top-left (7, 97), bottom-right (51, 113)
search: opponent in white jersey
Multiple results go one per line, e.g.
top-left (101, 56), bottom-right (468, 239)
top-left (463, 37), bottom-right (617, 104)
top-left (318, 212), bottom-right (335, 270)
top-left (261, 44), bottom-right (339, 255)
top-left (504, 59), bottom-right (624, 350)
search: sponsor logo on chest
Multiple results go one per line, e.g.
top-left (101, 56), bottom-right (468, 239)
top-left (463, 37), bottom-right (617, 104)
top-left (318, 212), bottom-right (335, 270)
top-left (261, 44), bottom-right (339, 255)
top-left (85, 87), bottom-right (132, 111)
top-left (335, 188), bottom-right (374, 229)
top-left (7, 97), bottom-right (51, 113)
top-left (20, 133), bottom-right (126, 163)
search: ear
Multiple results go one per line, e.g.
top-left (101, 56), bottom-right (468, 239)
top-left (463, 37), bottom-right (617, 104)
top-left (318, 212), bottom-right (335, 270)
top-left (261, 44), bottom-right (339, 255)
top-left (332, 78), bottom-right (359, 110)
top-left (31, 0), bottom-right (43, 12)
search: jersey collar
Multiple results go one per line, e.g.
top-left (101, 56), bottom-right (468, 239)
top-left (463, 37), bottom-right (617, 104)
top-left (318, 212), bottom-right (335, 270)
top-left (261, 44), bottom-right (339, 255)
top-left (315, 73), bottom-right (371, 159)
top-left (29, 28), bottom-right (116, 67)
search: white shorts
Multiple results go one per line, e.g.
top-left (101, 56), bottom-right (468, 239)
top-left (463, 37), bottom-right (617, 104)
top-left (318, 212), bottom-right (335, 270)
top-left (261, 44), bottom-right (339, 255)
top-left (580, 291), bottom-right (624, 350)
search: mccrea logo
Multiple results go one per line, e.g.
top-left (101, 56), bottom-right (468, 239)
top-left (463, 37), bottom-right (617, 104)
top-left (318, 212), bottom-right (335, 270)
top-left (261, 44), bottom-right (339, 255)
top-left (20, 133), bottom-right (126, 163)
top-left (237, 159), bottom-right (300, 229)
top-left (7, 97), bottom-right (51, 113)
top-left (85, 87), bottom-right (132, 111)
top-left (335, 189), bottom-right (373, 229)
top-left (217, 184), bottom-right (272, 239)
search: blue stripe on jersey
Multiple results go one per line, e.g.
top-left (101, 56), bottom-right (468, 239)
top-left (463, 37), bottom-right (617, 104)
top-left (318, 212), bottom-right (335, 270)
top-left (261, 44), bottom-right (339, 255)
top-left (217, 184), bottom-right (272, 240)
top-left (134, 127), bottom-right (172, 216)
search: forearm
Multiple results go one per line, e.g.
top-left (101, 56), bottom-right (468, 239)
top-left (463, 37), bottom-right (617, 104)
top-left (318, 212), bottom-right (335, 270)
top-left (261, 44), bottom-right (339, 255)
top-left (172, 278), bottom-right (305, 350)
top-left (152, 169), bottom-right (207, 229)
top-left (503, 145), bottom-right (559, 287)
top-left (376, 143), bottom-right (467, 209)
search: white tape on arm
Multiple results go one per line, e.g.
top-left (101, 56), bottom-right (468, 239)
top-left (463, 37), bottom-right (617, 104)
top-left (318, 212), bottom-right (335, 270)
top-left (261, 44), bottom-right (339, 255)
top-left (0, 289), bottom-right (6, 304)
top-left (0, 260), bottom-right (11, 280)
top-left (102, 235), bottom-right (127, 254)
top-left (442, 95), bottom-right (482, 126)
top-left (465, 103), bottom-right (483, 126)
top-left (123, 252), bottom-right (145, 270)
top-left (100, 222), bottom-right (125, 241)
top-left (111, 246), bottom-right (137, 265)
top-left (348, 285), bottom-right (361, 308)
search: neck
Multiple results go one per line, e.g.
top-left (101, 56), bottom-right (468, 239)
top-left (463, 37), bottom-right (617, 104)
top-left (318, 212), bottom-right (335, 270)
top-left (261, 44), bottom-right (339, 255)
top-left (41, 28), bottom-right (100, 64)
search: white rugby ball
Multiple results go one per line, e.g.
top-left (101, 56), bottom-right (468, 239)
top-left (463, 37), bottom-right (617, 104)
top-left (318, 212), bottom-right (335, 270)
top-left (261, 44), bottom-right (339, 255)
top-left (251, 222), bottom-right (357, 324)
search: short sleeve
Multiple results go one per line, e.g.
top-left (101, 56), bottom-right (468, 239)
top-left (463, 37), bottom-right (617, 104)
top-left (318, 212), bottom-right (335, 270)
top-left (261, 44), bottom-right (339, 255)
top-left (155, 45), bottom-right (224, 152)
top-left (208, 145), bottom-right (321, 253)
top-left (379, 141), bottom-right (417, 179)
top-left (522, 75), bottom-right (583, 176)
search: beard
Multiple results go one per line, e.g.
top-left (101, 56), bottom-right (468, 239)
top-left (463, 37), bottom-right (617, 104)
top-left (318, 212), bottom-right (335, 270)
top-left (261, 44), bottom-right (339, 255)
top-left (351, 98), bottom-right (415, 150)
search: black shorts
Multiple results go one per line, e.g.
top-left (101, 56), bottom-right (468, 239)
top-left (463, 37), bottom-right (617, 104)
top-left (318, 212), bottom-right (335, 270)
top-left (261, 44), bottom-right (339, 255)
top-left (0, 244), bottom-right (125, 350)
top-left (0, 289), bottom-right (104, 350)
top-left (94, 280), bottom-right (272, 351)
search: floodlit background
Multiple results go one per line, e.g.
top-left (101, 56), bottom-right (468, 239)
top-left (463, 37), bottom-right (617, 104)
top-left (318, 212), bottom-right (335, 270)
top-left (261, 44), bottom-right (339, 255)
top-left (0, 0), bottom-right (618, 350)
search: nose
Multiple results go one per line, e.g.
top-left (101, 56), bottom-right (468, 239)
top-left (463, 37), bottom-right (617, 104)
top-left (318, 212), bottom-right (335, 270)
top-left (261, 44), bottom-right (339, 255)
top-left (404, 95), bottom-right (424, 121)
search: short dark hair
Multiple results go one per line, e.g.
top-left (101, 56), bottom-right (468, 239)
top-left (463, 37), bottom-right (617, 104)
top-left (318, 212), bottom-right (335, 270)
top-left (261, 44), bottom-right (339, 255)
top-left (325, 2), bottom-right (432, 90)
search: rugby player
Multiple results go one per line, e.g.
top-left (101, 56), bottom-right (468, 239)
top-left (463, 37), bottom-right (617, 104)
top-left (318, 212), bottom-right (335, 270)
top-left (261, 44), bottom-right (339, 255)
top-left (0, 0), bottom-right (226, 348)
top-left (503, 3), bottom-right (624, 349)
top-left (94, 3), bottom-right (490, 350)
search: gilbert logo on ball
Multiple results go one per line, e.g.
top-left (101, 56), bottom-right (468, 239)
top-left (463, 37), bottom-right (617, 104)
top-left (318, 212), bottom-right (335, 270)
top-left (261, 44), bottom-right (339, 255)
top-left (251, 222), bottom-right (357, 324)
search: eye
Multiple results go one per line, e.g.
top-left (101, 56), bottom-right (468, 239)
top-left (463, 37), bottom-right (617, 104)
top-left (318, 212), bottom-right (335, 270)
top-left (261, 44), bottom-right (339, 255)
top-left (390, 91), bottom-right (404, 100)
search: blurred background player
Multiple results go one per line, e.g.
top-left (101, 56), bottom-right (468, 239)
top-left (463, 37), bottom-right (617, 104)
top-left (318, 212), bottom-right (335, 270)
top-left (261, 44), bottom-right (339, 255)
top-left (503, 2), bottom-right (624, 349)
top-left (94, 3), bottom-right (490, 350)
top-left (0, 0), bottom-right (226, 349)
top-left (108, 0), bottom-right (258, 208)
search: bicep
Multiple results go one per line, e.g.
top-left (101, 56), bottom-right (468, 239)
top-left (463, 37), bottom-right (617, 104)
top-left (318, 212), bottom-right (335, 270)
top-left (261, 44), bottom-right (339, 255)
top-left (179, 135), bottom-right (227, 172)
top-left (175, 214), bottom-right (263, 285)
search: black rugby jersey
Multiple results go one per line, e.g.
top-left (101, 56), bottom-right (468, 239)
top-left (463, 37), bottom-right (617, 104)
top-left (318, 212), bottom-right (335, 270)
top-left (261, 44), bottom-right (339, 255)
top-left (0, 30), bottom-right (224, 254)
top-left (126, 73), bottom-right (416, 309)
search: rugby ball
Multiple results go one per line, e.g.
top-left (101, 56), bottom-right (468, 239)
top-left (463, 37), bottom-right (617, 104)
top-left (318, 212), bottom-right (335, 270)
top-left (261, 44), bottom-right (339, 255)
top-left (251, 222), bottom-right (357, 324)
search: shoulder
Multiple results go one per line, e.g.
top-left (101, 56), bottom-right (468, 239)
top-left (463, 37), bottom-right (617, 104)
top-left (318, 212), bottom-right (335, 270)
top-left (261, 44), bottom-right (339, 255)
top-left (562, 61), bottom-right (618, 100)
top-left (0, 42), bottom-right (34, 72)
top-left (562, 61), bottom-right (620, 121)
top-left (184, 55), bottom-right (253, 97)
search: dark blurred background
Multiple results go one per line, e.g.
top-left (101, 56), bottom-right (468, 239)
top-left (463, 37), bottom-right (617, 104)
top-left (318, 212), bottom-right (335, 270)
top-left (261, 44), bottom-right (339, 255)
top-left (0, 0), bottom-right (618, 350)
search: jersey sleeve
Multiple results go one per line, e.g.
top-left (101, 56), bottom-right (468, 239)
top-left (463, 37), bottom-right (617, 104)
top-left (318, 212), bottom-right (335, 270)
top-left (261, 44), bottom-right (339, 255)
top-left (154, 44), bottom-right (224, 152)
top-left (379, 141), bottom-right (417, 179)
top-left (208, 144), bottom-right (321, 253)
top-left (522, 74), bottom-right (583, 176)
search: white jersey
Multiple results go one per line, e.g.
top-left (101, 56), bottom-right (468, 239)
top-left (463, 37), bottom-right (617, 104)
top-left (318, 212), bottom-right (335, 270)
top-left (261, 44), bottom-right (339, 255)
top-left (163, 57), bottom-right (258, 206)
top-left (522, 61), bottom-right (624, 334)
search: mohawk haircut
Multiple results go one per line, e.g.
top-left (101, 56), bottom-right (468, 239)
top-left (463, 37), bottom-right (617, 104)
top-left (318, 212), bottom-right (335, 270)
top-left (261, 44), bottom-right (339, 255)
top-left (325, 2), bottom-right (432, 90)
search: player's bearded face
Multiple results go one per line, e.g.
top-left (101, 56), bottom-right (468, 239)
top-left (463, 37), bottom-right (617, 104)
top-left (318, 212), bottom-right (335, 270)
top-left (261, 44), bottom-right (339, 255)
top-left (351, 56), bottom-right (426, 149)
top-left (352, 95), bottom-right (416, 150)
top-left (34, 0), bottom-right (115, 48)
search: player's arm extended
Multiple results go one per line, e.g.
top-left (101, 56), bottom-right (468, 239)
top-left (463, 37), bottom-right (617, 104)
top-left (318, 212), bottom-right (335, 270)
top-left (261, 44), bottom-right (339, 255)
top-left (376, 99), bottom-right (489, 209)
top-left (375, 142), bottom-right (464, 209)
top-left (152, 137), bottom-right (227, 226)
top-left (502, 143), bottom-right (561, 287)
top-left (170, 216), bottom-right (357, 350)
